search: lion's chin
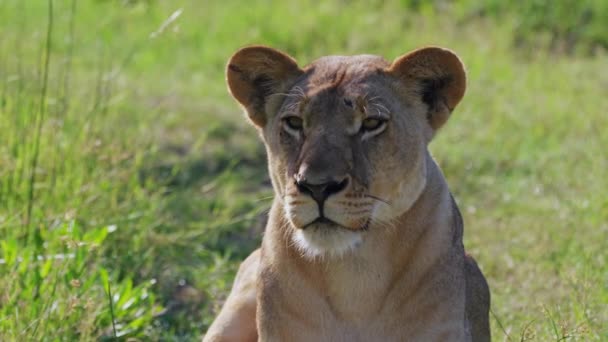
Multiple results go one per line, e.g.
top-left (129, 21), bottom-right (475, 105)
top-left (292, 224), bottom-right (363, 259)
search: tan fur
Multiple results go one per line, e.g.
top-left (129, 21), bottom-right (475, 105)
top-left (203, 46), bottom-right (490, 341)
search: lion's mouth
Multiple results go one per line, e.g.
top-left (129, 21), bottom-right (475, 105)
top-left (290, 210), bottom-right (370, 258)
top-left (301, 216), bottom-right (370, 231)
top-left (302, 216), bottom-right (340, 229)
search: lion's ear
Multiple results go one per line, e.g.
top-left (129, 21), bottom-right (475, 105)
top-left (387, 47), bottom-right (466, 131)
top-left (226, 46), bottom-right (303, 127)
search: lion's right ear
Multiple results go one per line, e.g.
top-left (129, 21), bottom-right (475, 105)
top-left (387, 47), bottom-right (466, 132)
top-left (226, 46), bottom-right (303, 127)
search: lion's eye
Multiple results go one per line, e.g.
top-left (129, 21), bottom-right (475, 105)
top-left (361, 117), bottom-right (385, 132)
top-left (283, 116), bottom-right (303, 131)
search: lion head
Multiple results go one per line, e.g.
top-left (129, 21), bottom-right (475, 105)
top-left (226, 46), bottom-right (465, 258)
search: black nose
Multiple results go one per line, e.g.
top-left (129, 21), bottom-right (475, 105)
top-left (295, 177), bottom-right (349, 204)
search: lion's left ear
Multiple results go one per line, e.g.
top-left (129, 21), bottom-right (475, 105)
top-left (226, 46), bottom-right (303, 128)
top-left (387, 47), bottom-right (466, 131)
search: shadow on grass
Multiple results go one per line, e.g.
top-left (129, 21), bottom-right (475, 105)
top-left (132, 120), bottom-right (269, 336)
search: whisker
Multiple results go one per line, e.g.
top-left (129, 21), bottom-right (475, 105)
top-left (355, 217), bottom-right (370, 231)
top-left (291, 86), bottom-right (306, 98)
top-left (281, 102), bottom-right (300, 115)
top-left (345, 209), bottom-right (372, 215)
top-left (334, 201), bottom-right (373, 207)
top-left (372, 102), bottom-right (390, 116)
top-left (366, 95), bottom-right (382, 103)
top-left (271, 91), bottom-right (304, 99)
top-left (272, 86), bottom-right (308, 105)
top-left (364, 194), bottom-right (391, 206)
top-left (252, 197), bottom-right (275, 204)
top-left (369, 216), bottom-right (396, 231)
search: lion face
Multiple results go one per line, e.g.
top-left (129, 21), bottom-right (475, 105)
top-left (226, 46), bottom-right (465, 258)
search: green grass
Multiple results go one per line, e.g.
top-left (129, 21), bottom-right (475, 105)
top-left (0, 0), bottom-right (606, 340)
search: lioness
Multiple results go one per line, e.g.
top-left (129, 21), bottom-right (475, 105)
top-left (204, 46), bottom-right (490, 341)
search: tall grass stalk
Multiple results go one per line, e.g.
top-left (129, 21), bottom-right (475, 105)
top-left (25, 0), bottom-right (53, 307)
top-left (107, 280), bottom-right (118, 339)
top-left (61, 0), bottom-right (77, 114)
top-left (7, 0), bottom-right (28, 203)
top-left (491, 308), bottom-right (513, 341)
top-left (26, 0), bottom-right (53, 229)
top-left (30, 262), bottom-right (64, 338)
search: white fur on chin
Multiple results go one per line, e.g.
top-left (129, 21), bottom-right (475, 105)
top-left (293, 227), bottom-right (363, 259)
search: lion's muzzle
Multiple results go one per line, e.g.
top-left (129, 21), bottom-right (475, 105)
top-left (294, 175), bottom-right (349, 214)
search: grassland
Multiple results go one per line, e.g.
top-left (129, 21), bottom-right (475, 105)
top-left (0, 0), bottom-right (606, 340)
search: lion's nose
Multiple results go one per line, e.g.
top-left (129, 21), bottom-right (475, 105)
top-left (295, 177), bottom-right (349, 204)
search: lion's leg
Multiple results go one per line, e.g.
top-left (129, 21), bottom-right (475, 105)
top-left (464, 254), bottom-right (491, 342)
top-left (203, 249), bottom-right (260, 342)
